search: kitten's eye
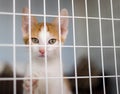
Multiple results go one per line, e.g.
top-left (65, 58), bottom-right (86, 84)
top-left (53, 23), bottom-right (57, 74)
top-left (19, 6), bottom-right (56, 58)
top-left (31, 38), bottom-right (39, 43)
top-left (48, 38), bottom-right (56, 44)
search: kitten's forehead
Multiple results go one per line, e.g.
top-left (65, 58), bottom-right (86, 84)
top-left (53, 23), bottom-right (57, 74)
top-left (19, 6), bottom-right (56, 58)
top-left (38, 23), bottom-right (59, 41)
top-left (39, 25), bottom-right (50, 43)
top-left (29, 23), bottom-right (61, 44)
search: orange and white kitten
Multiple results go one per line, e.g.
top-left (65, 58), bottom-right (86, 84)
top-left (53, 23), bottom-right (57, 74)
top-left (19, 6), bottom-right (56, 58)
top-left (22, 8), bottom-right (72, 94)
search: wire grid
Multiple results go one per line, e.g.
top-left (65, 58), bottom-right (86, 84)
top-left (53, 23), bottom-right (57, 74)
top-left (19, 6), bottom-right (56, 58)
top-left (0, 0), bottom-right (120, 94)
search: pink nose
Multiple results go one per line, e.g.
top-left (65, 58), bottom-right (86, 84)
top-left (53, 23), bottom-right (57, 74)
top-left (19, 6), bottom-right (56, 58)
top-left (39, 49), bottom-right (45, 55)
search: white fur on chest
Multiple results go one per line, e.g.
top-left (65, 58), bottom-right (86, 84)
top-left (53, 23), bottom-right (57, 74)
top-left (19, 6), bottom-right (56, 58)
top-left (31, 59), bottom-right (62, 77)
top-left (25, 58), bottom-right (64, 94)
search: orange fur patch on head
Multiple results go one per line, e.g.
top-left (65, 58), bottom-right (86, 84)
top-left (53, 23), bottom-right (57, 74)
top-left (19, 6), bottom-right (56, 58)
top-left (23, 36), bottom-right (29, 44)
top-left (23, 22), bottom-right (64, 44)
top-left (46, 23), bottom-right (59, 39)
top-left (23, 23), bottom-right (41, 44)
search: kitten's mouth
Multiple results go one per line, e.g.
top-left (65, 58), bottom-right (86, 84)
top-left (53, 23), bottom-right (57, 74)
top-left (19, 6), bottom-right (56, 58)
top-left (38, 54), bottom-right (45, 58)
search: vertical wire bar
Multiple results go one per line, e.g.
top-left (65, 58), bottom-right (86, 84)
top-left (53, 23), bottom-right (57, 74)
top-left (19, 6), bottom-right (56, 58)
top-left (110, 0), bottom-right (119, 94)
top-left (85, 0), bottom-right (92, 94)
top-left (71, 0), bottom-right (78, 94)
top-left (97, 0), bottom-right (106, 94)
top-left (13, 0), bottom-right (16, 94)
top-left (28, 0), bottom-right (32, 94)
top-left (57, 0), bottom-right (64, 94)
top-left (43, 0), bottom-right (48, 94)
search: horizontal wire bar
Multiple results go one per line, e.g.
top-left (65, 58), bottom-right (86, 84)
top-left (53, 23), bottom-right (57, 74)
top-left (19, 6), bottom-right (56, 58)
top-left (1, 44), bottom-right (120, 48)
top-left (0, 75), bottom-right (120, 80)
top-left (0, 11), bottom-right (120, 20)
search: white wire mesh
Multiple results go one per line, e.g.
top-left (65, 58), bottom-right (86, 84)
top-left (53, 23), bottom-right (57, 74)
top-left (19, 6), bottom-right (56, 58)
top-left (0, 0), bottom-right (120, 94)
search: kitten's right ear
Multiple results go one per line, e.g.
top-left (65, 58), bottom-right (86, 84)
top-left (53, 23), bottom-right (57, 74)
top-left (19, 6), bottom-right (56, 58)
top-left (52, 9), bottom-right (69, 43)
top-left (22, 8), bottom-right (38, 37)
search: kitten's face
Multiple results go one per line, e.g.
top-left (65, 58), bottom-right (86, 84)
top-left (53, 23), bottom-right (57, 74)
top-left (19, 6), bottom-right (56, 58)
top-left (30, 23), bottom-right (60, 59)
top-left (22, 8), bottom-right (68, 59)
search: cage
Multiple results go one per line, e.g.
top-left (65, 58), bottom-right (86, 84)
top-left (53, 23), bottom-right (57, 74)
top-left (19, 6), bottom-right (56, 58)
top-left (0, 0), bottom-right (120, 94)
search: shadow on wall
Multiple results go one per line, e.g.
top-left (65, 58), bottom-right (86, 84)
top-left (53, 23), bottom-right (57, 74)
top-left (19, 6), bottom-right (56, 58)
top-left (67, 57), bottom-right (112, 94)
top-left (0, 63), bottom-right (23, 94)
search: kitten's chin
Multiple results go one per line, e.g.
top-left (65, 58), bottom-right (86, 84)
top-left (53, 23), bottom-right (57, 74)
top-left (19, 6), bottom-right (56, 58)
top-left (32, 54), bottom-right (45, 60)
top-left (38, 54), bottom-right (45, 58)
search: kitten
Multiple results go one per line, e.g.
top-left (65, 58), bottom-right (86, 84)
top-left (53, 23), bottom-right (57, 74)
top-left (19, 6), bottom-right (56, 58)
top-left (22, 8), bottom-right (72, 94)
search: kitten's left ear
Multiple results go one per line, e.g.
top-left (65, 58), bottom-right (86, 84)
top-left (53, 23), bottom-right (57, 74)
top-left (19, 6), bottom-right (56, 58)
top-left (52, 9), bottom-right (69, 43)
top-left (22, 8), bottom-right (38, 37)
